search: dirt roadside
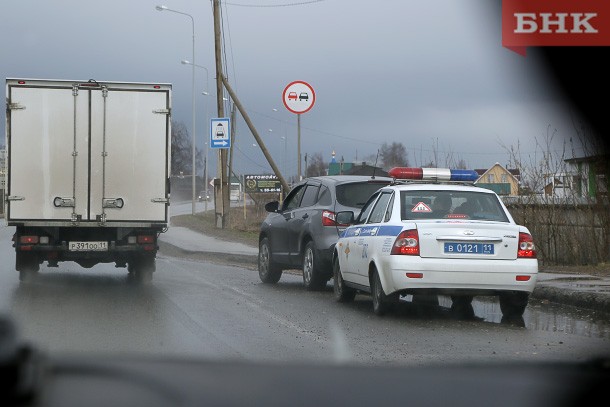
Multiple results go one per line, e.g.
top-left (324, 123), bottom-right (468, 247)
top-left (168, 212), bottom-right (610, 278)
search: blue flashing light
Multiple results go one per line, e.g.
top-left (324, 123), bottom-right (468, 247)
top-left (390, 167), bottom-right (480, 183)
top-left (449, 169), bottom-right (479, 182)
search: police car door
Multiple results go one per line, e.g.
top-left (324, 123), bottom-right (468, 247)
top-left (355, 191), bottom-right (395, 285)
top-left (343, 191), bottom-right (379, 286)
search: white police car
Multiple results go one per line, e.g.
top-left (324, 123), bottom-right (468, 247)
top-left (332, 167), bottom-right (538, 320)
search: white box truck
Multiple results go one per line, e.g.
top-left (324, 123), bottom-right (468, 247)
top-left (4, 78), bottom-right (171, 283)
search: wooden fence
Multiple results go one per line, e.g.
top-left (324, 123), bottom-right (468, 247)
top-left (505, 202), bottom-right (609, 265)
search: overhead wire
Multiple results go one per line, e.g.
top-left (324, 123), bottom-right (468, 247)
top-left (224, 0), bottom-right (326, 7)
top-left (209, 1), bottom-right (577, 172)
top-left (222, 2), bottom-right (238, 91)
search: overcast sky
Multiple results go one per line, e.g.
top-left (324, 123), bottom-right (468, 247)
top-left (1, 0), bottom-right (594, 178)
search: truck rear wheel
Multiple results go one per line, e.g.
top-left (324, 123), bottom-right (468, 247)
top-left (16, 252), bottom-right (40, 283)
top-left (128, 256), bottom-right (155, 285)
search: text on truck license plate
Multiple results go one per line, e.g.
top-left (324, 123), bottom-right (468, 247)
top-left (69, 241), bottom-right (108, 251)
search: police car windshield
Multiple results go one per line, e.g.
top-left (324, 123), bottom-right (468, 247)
top-left (400, 190), bottom-right (510, 222)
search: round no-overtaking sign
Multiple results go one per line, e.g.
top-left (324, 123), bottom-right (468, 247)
top-left (282, 81), bottom-right (315, 114)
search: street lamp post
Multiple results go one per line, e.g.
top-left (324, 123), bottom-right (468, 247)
top-left (156, 5), bottom-right (197, 215)
top-left (182, 60), bottom-right (210, 212)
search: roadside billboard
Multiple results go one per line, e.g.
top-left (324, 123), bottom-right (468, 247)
top-left (244, 174), bottom-right (282, 194)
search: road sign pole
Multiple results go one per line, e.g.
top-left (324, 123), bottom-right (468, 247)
top-left (298, 114), bottom-right (302, 181)
top-left (282, 80), bottom-right (315, 182)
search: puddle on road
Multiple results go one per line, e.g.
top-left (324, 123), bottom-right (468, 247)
top-left (456, 296), bottom-right (610, 340)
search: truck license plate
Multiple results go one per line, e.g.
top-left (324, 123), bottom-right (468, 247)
top-left (69, 241), bottom-right (108, 251)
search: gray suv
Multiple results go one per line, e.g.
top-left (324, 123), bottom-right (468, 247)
top-left (258, 175), bottom-right (393, 290)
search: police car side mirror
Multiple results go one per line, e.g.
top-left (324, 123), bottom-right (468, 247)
top-left (336, 211), bottom-right (355, 226)
top-left (265, 201), bottom-right (280, 213)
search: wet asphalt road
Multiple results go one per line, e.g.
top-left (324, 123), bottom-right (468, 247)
top-left (1, 223), bottom-right (609, 365)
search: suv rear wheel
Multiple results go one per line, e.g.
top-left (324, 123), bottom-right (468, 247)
top-left (258, 237), bottom-right (282, 284)
top-left (302, 241), bottom-right (327, 291)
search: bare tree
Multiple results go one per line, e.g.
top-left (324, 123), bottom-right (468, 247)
top-left (306, 152), bottom-right (327, 177)
top-left (455, 158), bottom-right (468, 169)
top-left (500, 123), bottom-right (609, 266)
top-left (361, 153), bottom-right (378, 166)
top-left (171, 120), bottom-right (202, 176)
top-left (379, 142), bottom-right (408, 170)
top-left (419, 139), bottom-right (467, 168)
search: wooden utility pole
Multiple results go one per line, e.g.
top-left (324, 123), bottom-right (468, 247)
top-left (213, 0), bottom-right (228, 228)
top-left (221, 76), bottom-right (289, 192)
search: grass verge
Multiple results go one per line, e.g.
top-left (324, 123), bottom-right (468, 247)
top-left (170, 206), bottom-right (265, 247)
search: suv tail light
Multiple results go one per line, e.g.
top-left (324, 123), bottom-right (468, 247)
top-left (517, 232), bottom-right (536, 258)
top-left (322, 210), bottom-right (338, 226)
top-left (391, 229), bottom-right (420, 256)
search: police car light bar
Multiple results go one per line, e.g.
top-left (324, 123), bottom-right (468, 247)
top-left (388, 167), bottom-right (479, 182)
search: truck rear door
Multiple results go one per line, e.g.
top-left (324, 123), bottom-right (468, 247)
top-left (89, 85), bottom-right (169, 223)
top-left (6, 79), bottom-right (171, 225)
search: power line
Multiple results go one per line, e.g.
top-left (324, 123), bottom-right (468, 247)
top-left (224, 0), bottom-right (326, 8)
top-left (233, 145), bottom-right (271, 170)
top-left (245, 108), bottom-right (589, 159)
top-left (221, 1), bottom-right (238, 92)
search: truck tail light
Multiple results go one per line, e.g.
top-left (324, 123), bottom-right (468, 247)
top-left (20, 236), bottom-right (39, 244)
top-left (391, 229), bottom-right (420, 256)
top-left (517, 232), bottom-right (536, 258)
top-left (137, 235), bottom-right (155, 244)
top-left (322, 210), bottom-right (338, 226)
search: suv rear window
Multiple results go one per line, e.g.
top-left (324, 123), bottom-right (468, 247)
top-left (336, 182), bottom-right (389, 208)
top-left (300, 184), bottom-right (320, 207)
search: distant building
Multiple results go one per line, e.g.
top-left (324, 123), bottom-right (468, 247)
top-left (542, 172), bottom-right (580, 198)
top-left (325, 149), bottom-right (388, 177)
top-left (562, 154), bottom-right (609, 200)
top-left (474, 163), bottom-right (520, 196)
top-left (328, 161), bottom-right (388, 177)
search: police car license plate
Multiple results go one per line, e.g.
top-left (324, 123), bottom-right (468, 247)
top-left (69, 241), bottom-right (108, 251)
top-left (444, 242), bottom-right (494, 255)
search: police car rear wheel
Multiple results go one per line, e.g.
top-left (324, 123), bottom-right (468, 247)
top-left (499, 292), bottom-right (529, 318)
top-left (333, 257), bottom-right (356, 302)
top-left (450, 295), bottom-right (475, 319)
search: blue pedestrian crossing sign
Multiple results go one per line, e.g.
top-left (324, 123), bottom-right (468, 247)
top-left (210, 118), bottom-right (231, 149)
